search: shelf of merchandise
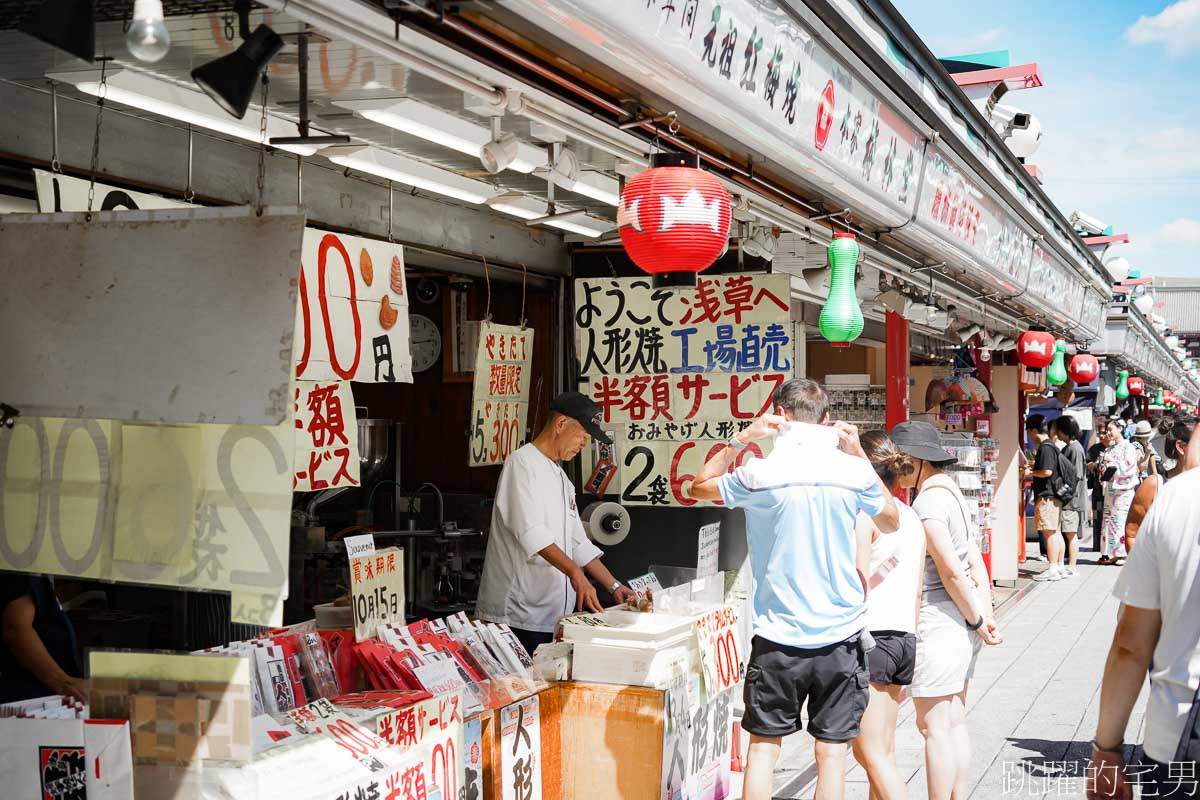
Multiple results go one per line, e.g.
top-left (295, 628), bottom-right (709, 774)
top-left (827, 384), bottom-right (887, 432)
top-left (939, 431), bottom-right (999, 553)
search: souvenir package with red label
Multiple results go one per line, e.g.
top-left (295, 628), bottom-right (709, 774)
top-left (297, 632), bottom-right (341, 700)
top-left (267, 635), bottom-right (309, 708)
top-left (317, 629), bottom-right (361, 694)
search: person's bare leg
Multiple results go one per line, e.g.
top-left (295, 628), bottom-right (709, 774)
top-left (915, 695), bottom-right (959, 800)
top-left (852, 683), bottom-right (907, 800)
top-left (1045, 530), bottom-right (1065, 570)
top-left (1064, 531), bottom-right (1079, 570)
top-left (742, 734), bottom-right (782, 800)
top-left (813, 739), bottom-right (849, 800)
top-left (949, 690), bottom-right (972, 800)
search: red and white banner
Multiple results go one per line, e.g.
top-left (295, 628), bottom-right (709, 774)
top-left (694, 605), bottom-right (744, 697)
top-left (294, 380), bottom-right (360, 492)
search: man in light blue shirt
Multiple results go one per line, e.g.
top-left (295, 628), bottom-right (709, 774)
top-left (691, 378), bottom-right (900, 800)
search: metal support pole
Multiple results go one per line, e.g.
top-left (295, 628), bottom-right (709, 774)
top-left (885, 310), bottom-right (910, 432)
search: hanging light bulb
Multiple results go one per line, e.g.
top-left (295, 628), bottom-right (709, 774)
top-left (125, 0), bottom-right (170, 63)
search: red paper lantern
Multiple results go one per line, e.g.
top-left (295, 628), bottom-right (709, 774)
top-left (1127, 376), bottom-right (1145, 396)
top-left (1017, 331), bottom-right (1056, 370)
top-left (618, 152), bottom-right (731, 288)
top-left (1067, 353), bottom-right (1099, 384)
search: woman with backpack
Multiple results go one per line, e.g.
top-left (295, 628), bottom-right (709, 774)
top-left (1097, 418), bottom-right (1140, 566)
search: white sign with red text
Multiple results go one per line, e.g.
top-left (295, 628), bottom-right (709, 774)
top-left (469, 322), bottom-right (535, 466)
top-left (293, 380), bottom-right (360, 492)
top-left (350, 547), bottom-right (405, 642)
top-left (694, 605), bottom-right (744, 697)
top-left (372, 693), bottom-right (465, 800)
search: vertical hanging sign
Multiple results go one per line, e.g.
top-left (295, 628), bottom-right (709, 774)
top-left (469, 322), bottom-right (535, 466)
top-left (500, 695), bottom-right (542, 800)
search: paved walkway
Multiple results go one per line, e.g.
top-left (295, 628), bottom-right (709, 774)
top-left (733, 557), bottom-right (1147, 799)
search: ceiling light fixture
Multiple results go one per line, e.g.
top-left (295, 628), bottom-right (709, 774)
top-left (546, 148), bottom-right (620, 206)
top-left (125, 0), bottom-right (169, 63)
top-left (19, 0), bottom-right (95, 62)
top-left (191, 24), bottom-right (282, 119)
top-left (741, 227), bottom-right (777, 262)
top-left (487, 192), bottom-right (613, 237)
top-left (323, 145), bottom-right (496, 204)
top-left (332, 97), bottom-right (543, 174)
top-left (48, 67), bottom-right (320, 155)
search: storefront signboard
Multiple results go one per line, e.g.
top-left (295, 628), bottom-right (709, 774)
top-left (0, 416), bottom-right (291, 625)
top-left (499, 694), bottom-right (542, 800)
top-left (469, 322), bottom-right (535, 466)
top-left (350, 547), bottom-right (405, 641)
top-left (908, 144), bottom-right (1033, 298)
top-left (296, 230), bottom-right (413, 384)
top-left (575, 274), bottom-right (795, 506)
top-left (1079, 289), bottom-right (1106, 342)
top-left (294, 380), bottom-right (360, 491)
top-left (504, 0), bottom-right (925, 227)
top-left (1027, 244), bottom-right (1085, 329)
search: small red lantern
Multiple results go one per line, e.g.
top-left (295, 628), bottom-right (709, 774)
top-left (1017, 331), bottom-right (1056, 370)
top-left (618, 152), bottom-right (731, 288)
top-left (1128, 376), bottom-right (1145, 396)
top-left (1067, 353), bottom-right (1099, 384)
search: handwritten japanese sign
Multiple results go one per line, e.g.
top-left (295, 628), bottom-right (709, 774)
top-left (0, 417), bottom-right (292, 626)
top-left (469, 322), bottom-right (535, 466)
top-left (697, 523), bottom-right (720, 578)
top-left (371, 693), bottom-right (465, 800)
top-left (295, 229), bottom-right (413, 384)
top-left (500, 695), bottom-right (541, 800)
top-left (294, 380), bottom-right (360, 492)
top-left (694, 605), bottom-right (744, 697)
top-left (350, 547), bottom-right (405, 641)
top-left (575, 274), bottom-right (792, 506)
top-left (660, 677), bottom-right (733, 800)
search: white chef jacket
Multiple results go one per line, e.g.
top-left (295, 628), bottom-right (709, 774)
top-left (475, 443), bottom-right (603, 632)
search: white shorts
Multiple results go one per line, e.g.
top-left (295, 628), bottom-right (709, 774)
top-left (909, 600), bottom-right (983, 698)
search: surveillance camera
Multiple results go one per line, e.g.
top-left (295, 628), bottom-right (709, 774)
top-left (1011, 112), bottom-right (1031, 129)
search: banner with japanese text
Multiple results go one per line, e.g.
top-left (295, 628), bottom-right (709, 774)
top-left (295, 230), bottom-right (413, 384)
top-left (294, 381), bottom-right (360, 492)
top-left (500, 695), bottom-right (542, 800)
top-left (469, 323), bottom-right (535, 466)
top-left (0, 417), bottom-right (292, 626)
top-left (371, 693), bottom-right (466, 800)
top-left (575, 274), bottom-right (795, 506)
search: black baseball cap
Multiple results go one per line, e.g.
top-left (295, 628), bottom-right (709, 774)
top-left (550, 391), bottom-right (612, 443)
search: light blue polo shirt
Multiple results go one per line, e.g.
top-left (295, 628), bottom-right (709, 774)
top-left (718, 423), bottom-right (887, 648)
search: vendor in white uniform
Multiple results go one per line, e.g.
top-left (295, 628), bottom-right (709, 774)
top-left (476, 392), bottom-right (635, 655)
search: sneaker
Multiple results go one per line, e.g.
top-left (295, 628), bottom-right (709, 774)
top-left (1064, 568), bottom-right (1080, 578)
top-left (1034, 567), bottom-right (1061, 581)
top-left (1028, 554), bottom-right (1047, 562)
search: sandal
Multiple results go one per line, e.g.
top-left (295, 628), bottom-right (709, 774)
top-left (1097, 556), bottom-right (1113, 565)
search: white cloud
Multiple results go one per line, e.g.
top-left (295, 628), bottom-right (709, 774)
top-left (1127, 0), bottom-right (1200, 56)
top-left (1146, 218), bottom-right (1200, 247)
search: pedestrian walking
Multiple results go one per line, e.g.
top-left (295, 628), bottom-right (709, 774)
top-left (1132, 419), bottom-right (1159, 481)
top-left (851, 431), bottom-right (926, 800)
top-left (689, 378), bottom-right (901, 800)
top-left (1052, 415), bottom-right (1088, 575)
top-left (1023, 414), bottom-right (1068, 581)
top-left (1097, 419), bottom-right (1139, 566)
top-left (1087, 440), bottom-right (1200, 799)
top-left (1088, 429), bottom-right (1107, 553)
top-left (1124, 413), bottom-right (1195, 552)
top-left (891, 421), bottom-right (1002, 800)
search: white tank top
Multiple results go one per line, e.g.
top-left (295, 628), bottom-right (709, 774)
top-left (865, 501), bottom-right (925, 634)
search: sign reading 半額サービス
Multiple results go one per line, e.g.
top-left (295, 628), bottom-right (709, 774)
top-left (372, 693), bottom-right (465, 800)
top-left (575, 274), bottom-right (795, 506)
top-left (469, 322), bottom-right (535, 466)
top-left (293, 380), bottom-right (360, 492)
top-left (350, 547), bottom-right (405, 641)
top-left (295, 229), bottom-right (413, 384)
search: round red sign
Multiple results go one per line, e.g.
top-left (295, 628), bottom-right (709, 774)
top-left (815, 80), bottom-right (835, 151)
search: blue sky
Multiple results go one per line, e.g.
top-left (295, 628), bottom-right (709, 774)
top-left (895, 0), bottom-right (1200, 278)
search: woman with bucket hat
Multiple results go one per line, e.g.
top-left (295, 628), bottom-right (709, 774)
top-left (891, 421), bottom-right (1002, 800)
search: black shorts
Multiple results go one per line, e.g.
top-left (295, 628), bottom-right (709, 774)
top-left (741, 633), bottom-right (869, 743)
top-left (867, 631), bottom-right (916, 686)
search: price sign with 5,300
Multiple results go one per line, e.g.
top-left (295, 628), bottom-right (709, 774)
top-left (351, 547), bottom-right (405, 641)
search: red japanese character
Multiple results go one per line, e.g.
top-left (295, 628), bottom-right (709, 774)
top-left (729, 373), bottom-right (762, 419)
top-left (384, 772), bottom-right (402, 800)
top-left (650, 375), bottom-right (673, 421)
top-left (306, 384), bottom-right (350, 448)
top-left (395, 708), bottom-right (419, 748)
top-left (680, 277), bottom-right (722, 324)
top-left (485, 334), bottom-right (496, 360)
top-left (294, 387), bottom-right (303, 429)
top-left (331, 447), bottom-right (359, 487)
top-left (677, 373), bottom-right (711, 420)
top-left (721, 276), bottom-right (755, 323)
top-left (488, 363), bottom-right (506, 396)
top-left (365, 559), bottom-right (375, 580)
top-left (387, 553), bottom-right (396, 572)
top-left (508, 365), bottom-right (522, 396)
top-left (376, 555), bottom-right (385, 575)
top-left (378, 714), bottom-right (395, 745)
top-left (509, 335), bottom-right (518, 361)
top-left (499, 334), bottom-right (507, 360)
top-left (593, 376), bottom-right (622, 423)
top-left (622, 376), bottom-right (652, 422)
top-left (353, 560), bottom-right (363, 584)
top-left (306, 451), bottom-right (329, 490)
top-left (400, 765), bottom-right (427, 800)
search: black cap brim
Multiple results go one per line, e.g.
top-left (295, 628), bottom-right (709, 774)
top-left (581, 418), bottom-right (613, 444)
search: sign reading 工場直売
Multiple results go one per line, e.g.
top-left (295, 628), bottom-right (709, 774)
top-left (294, 380), bottom-right (360, 492)
top-left (350, 547), bottom-right (405, 641)
top-left (575, 274), bottom-right (796, 506)
top-left (469, 322), bottom-right (535, 466)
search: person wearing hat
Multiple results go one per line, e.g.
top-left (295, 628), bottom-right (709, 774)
top-left (475, 392), bottom-right (635, 655)
top-left (1133, 419), bottom-right (1159, 481)
top-left (891, 421), bottom-right (1001, 800)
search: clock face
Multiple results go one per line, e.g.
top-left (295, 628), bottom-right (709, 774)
top-left (409, 314), bottom-right (442, 373)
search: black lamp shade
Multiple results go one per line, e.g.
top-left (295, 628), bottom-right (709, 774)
top-left (190, 24), bottom-right (283, 119)
top-left (19, 0), bottom-right (95, 62)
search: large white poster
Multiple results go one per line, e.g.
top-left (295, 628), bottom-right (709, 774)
top-left (575, 274), bottom-right (794, 506)
top-left (469, 322), bottom-right (535, 466)
top-left (295, 230), bottom-right (413, 384)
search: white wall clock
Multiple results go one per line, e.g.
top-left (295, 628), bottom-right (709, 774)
top-left (409, 314), bottom-right (442, 373)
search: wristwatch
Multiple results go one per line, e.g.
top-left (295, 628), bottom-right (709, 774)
top-left (728, 434), bottom-right (748, 452)
top-left (610, 580), bottom-right (622, 594)
top-left (966, 615), bottom-right (985, 631)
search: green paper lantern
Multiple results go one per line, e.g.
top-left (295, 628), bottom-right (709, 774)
top-left (1047, 339), bottom-right (1068, 386)
top-left (818, 233), bottom-right (864, 347)
top-left (1156, 387), bottom-right (1164, 406)
top-left (1116, 369), bottom-right (1130, 400)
